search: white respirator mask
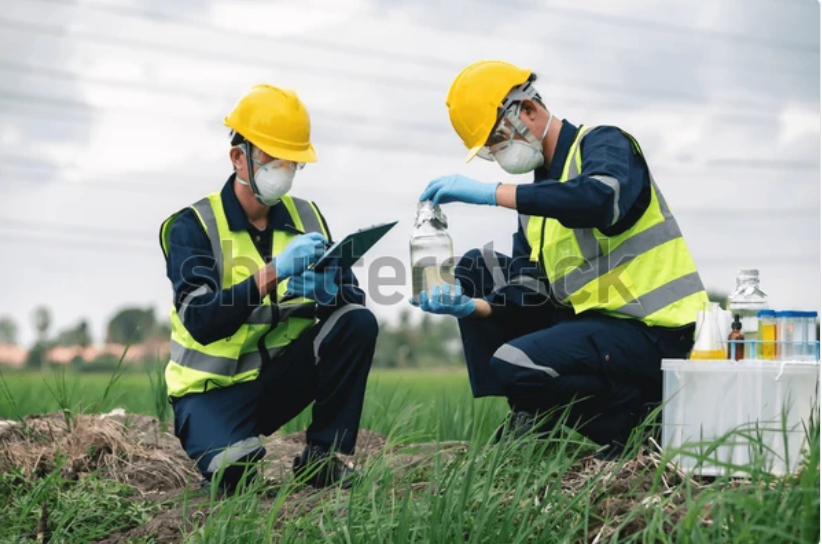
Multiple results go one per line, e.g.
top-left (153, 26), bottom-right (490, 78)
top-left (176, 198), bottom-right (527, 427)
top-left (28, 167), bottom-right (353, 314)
top-left (477, 81), bottom-right (553, 174)
top-left (235, 143), bottom-right (303, 206)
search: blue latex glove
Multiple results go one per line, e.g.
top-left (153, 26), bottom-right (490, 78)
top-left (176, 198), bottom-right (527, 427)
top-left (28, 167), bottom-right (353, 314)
top-left (409, 282), bottom-right (476, 319)
top-left (286, 269), bottom-right (340, 305)
top-left (274, 232), bottom-right (327, 280)
top-left (419, 174), bottom-right (499, 206)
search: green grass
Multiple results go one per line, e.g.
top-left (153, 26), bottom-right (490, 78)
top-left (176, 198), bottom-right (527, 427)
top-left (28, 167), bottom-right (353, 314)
top-left (0, 368), bottom-right (818, 544)
top-left (0, 368), bottom-right (509, 443)
top-left (0, 468), bottom-right (158, 543)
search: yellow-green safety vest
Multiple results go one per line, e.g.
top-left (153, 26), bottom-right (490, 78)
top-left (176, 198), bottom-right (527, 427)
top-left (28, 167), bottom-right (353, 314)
top-left (522, 126), bottom-right (708, 328)
top-left (159, 192), bottom-right (328, 398)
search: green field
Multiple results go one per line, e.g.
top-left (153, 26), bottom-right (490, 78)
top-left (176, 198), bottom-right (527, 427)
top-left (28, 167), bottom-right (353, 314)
top-left (0, 368), bottom-right (819, 543)
top-left (0, 368), bottom-right (507, 442)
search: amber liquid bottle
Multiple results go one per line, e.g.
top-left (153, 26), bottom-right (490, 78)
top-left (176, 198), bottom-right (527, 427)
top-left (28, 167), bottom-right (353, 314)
top-left (728, 314), bottom-right (745, 361)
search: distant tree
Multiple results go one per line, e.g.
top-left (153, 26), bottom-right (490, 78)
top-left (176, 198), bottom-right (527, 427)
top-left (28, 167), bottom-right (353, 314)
top-left (106, 307), bottom-right (157, 344)
top-left (0, 316), bottom-right (18, 345)
top-left (54, 320), bottom-right (92, 347)
top-left (32, 306), bottom-right (52, 342)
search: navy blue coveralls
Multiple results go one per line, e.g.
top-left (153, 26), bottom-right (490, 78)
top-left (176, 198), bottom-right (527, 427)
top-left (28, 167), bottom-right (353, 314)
top-left (457, 121), bottom-right (695, 448)
top-left (165, 177), bottom-right (378, 482)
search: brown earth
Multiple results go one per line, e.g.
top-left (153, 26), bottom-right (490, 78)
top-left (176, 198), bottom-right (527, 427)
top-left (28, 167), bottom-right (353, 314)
top-left (1, 411), bottom-right (713, 543)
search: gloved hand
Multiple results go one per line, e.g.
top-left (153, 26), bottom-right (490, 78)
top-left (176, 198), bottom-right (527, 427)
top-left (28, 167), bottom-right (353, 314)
top-left (409, 282), bottom-right (476, 318)
top-left (274, 232), bottom-right (327, 280)
top-left (419, 174), bottom-right (499, 206)
top-left (286, 269), bottom-right (340, 305)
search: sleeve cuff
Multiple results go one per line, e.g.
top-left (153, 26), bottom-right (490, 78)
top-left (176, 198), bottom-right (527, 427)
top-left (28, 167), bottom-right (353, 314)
top-left (240, 275), bottom-right (264, 307)
top-left (516, 183), bottom-right (552, 216)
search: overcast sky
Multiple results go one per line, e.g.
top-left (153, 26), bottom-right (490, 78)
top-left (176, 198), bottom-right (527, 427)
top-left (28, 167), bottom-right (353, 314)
top-left (0, 0), bottom-right (819, 345)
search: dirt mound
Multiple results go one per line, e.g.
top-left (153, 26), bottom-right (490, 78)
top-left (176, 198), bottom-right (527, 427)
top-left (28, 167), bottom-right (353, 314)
top-left (0, 410), bottom-right (195, 493)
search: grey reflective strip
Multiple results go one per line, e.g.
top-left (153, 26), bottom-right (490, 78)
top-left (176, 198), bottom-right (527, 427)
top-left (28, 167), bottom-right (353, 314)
top-left (246, 305), bottom-right (274, 325)
top-left (565, 126), bottom-right (596, 179)
top-left (170, 340), bottom-right (271, 376)
top-left (573, 229), bottom-right (602, 261)
top-left (615, 272), bottom-right (705, 319)
top-left (519, 214), bottom-right (531, 233)
top-left (292, 198), bottom-right (324, 235)
top-left (509, 275), bottom-right (549, 297)
top-left (552, 216), bottom-right (683, 301)
top-left (179, 284), bottom-right (212, 325)
top-left (206, 437), bottom-right (264, 474)
top-left (590, 175), bottom-right (621, 225)
top-left (564, 127), bottom-right (604, 262)
top-left (191, 198), bottom-right (223, 283)
top-left (481, 244), bottom-right (506, 292)
top-left (493, 344), bottom-right (559, 378)
top-left (245, 302), bottom-right (315, 325)
top-left (313, 304), bottom-right (368, 363)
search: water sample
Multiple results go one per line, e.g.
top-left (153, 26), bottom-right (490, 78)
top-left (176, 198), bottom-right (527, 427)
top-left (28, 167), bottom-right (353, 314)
top-left (410, 201), bottom-right (455, 303)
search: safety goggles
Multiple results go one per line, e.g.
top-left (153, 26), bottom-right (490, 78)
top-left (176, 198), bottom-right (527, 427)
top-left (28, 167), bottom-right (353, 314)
top-left (476, 102), bottom-right (536, 161)
top-left (240, 143), bottom-right (306, 172)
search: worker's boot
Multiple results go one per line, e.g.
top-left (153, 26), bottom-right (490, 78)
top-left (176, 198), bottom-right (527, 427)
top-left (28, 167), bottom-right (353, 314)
top-left (493, 410), bottom-right (538, 442)
top-left (292, 445), bottom-right (357, 489)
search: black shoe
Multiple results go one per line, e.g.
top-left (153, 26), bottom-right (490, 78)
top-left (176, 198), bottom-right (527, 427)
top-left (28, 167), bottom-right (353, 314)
top-left (292, 445), bottom-right (357, 489)
top-left (594, 440), bottom-right (627, 461)
top-left (493, 410), bottom-right (538, 442)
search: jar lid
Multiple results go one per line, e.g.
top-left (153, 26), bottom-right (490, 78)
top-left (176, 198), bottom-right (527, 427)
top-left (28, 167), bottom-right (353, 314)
top-left (776, 310), bottom-right (803, 318)
top-left (757, 309), bottom-right (776, 318)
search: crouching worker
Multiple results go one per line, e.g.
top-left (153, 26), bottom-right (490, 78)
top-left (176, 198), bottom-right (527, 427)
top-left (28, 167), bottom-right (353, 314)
top-left (411, 61), bottom-right (706, 457)
top-left (159, 84), bottom-right (378, 490)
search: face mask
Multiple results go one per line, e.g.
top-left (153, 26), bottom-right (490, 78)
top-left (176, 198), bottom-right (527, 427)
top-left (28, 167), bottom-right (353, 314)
top-left (236, 146), bottom-right (298, 206)
top-left (491, 111), bottom-right (553, 175)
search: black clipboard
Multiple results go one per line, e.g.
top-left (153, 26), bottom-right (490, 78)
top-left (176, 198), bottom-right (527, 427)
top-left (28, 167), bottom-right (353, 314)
top-left (313, 221), bottom-right (398, 271)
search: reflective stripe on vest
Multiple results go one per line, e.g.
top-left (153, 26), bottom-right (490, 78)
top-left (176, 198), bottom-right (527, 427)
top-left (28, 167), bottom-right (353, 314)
top-left (162, 192), bottom-right (327, 397)
top-left (526, 126), bottom-right (707, 327)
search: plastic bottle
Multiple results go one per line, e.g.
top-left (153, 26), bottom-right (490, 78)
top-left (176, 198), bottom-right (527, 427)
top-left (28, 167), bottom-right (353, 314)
top-left (758, 310), bottom-right (777, 360)
top-left (691, 302), bottom-right (727, 360)
top-left (727, 269), bottom-right (768, 359)
top-left (410, 201), bottom-right (455, 304)
top-left (728, 314), bottom-right (744, 361)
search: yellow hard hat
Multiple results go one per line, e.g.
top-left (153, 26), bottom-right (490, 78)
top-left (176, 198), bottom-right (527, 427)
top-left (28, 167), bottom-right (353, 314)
top-left (224, 84), bottom-right (317, 163)
top-left (446, 60), bottom-right (532, 162)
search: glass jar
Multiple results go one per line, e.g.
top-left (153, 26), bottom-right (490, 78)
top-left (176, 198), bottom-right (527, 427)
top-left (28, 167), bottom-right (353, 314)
top-left (728, 269), bottom-right (768, 359)
top-left (410, 201), bottom-right (455, 304)
top-left (758, 309), bottom-right (777, 361)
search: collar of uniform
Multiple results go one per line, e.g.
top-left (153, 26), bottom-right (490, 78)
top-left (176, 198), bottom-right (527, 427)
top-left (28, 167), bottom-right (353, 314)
top-left (533, 119), bottom-right (579, 182)
top-left (221, 174), bottom-right (292, 233)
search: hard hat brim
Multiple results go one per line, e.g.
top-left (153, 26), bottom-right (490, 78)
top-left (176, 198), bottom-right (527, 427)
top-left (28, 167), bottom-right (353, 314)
top-left (465, 145), bottom-right (482, 163)
top-left (256, 142), bottom-right (318, 164)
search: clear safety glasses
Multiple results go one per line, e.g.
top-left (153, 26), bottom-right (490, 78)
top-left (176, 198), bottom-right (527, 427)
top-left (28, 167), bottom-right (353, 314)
top-left (476, 102), bottom-right (536, 161)
top-left (241, 144), bottom-right (306, 172)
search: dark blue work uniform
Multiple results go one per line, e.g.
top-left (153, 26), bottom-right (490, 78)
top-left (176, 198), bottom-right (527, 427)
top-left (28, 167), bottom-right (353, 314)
top-left (165, 177), bottom-right (378, 483)
top-left (457, 121), bottom-right (694, 448)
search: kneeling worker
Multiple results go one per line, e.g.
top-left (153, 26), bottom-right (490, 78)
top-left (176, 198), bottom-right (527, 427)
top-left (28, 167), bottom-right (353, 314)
top-left (160, 84), bottom-right (378, 489)
top-left (412, 61), bottom-right (706, 455)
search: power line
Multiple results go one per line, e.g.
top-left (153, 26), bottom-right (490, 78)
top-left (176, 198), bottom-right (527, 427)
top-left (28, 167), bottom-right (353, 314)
top-left (0, 231), bottom-right (156, 253)
top-left (31, 0), bottom-right (461, 72)
top-left (0, 61), bottom-right (447, 134)
top-left (0, 57), bottom-right (811, 125)
top-left (0, 217), bottom-right (149, 241)
top-left (528, 1), bottom-right (818, 54)
top-left (33, 0), bottom-right (820, 64)
top-left (0, 7), bottom-right (812, 113)
top-left (0, 17), bottom-right (444, 95)
top-left (0, 77), bottom-right (813, 151)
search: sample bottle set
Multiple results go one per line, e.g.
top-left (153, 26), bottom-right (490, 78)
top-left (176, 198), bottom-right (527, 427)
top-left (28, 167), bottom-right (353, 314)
top-left (691, 269), bottom-right (819, 362)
